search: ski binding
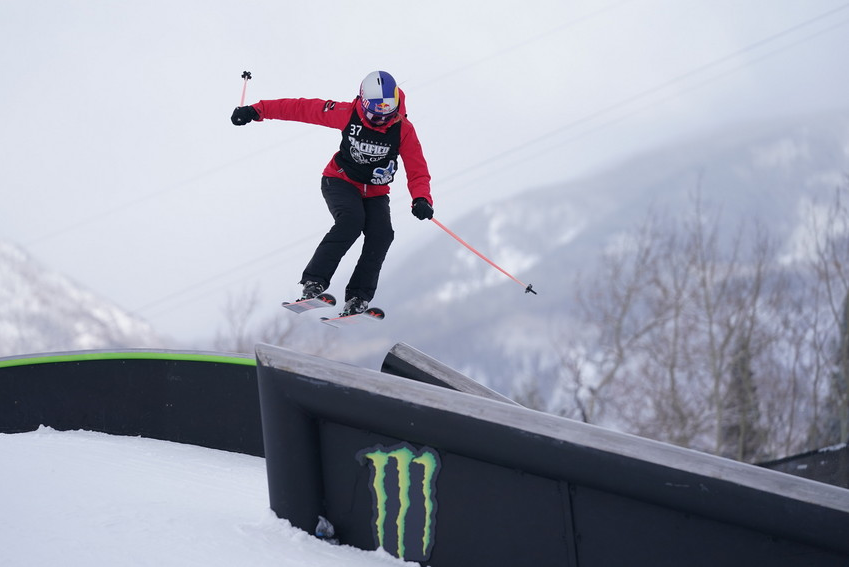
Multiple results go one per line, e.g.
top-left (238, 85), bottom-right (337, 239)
top-left (281, 293), bottom-right (336, 314)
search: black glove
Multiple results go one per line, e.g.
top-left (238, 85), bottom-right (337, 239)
top-left (231, 106), bottom-right (259, 126)
top-left (411, 197), bottom-right (434, 220)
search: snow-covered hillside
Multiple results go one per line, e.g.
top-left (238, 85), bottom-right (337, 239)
top-left (349, 111), bottom-right (849, 395)
top-left (0, 241), bottom-right (164, 356)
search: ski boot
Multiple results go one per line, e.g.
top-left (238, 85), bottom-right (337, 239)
top-left (341, 297), bottom-right (369, 317)
top-left (300, 281), bottom-right (325, 301)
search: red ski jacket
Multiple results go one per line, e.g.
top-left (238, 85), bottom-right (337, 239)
top-left (252, 90), bottom-right (432, 205)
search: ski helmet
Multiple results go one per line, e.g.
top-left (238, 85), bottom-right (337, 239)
top-left (359, 70), bottom-right (399, 126)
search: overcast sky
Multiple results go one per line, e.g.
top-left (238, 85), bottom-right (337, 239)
top-left (2, 0), bottom-right (849, 343)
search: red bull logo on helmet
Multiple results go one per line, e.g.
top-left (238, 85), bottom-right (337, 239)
top-left (360, 71), bottom-right (399, 115)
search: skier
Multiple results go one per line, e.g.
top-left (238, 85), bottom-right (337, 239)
top-left (230, 70), bottom-right (434, 316)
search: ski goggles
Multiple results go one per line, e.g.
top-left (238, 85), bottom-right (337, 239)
top-left (363, 108), bottom-right (398, 126)
top-left (361, 95), bottom-right (399, 126)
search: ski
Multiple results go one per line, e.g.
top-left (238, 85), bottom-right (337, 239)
top-left (321, 307), bottom-right (385, 328)
top-left (281, 293), bottom-right (336, 314)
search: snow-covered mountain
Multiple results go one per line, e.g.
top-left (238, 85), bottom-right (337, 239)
top-left (349, 110), bottom-right (849, 396)
top-left (0, 241), bottom-right (164, 356)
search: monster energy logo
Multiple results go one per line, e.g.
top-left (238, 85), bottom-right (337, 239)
top-left (357, 443), bottom-right (441, 562)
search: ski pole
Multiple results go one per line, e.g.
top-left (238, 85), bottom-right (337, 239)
top-left (430, 217), bottom-right (537, 295)
top-left (239, 70), bottom-right (252, 106)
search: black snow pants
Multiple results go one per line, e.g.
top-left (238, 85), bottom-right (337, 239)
top-left (301, 176), bottom-right (394, 302)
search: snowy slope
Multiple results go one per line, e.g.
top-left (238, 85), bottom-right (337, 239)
top-left (0, 241), bottom-right (164, 356)
top-left (0, 427), bottom-right (413, 567)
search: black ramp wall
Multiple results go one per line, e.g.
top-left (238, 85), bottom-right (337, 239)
top-left (255, 343), bottom-right (849, 567)
top-left (0, 350), bottom-right (263, 456)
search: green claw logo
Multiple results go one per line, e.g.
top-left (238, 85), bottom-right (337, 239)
top-left (357, 443), bottom-right (441, 562)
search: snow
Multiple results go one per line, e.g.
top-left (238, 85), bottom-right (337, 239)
top-left (0, 427), bottom-right (414, 567)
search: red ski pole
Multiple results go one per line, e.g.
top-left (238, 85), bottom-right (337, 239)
top-left (239, 70), bottom-right (252, 106)
top-left (430, 217), bottom-right (537, 294)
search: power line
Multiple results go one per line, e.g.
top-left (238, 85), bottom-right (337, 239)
top-left (433, 1), bottom-right (849, 189)
top-left (23, 130), bottom-right (320, 248)
top-left (131, 233), bottom-right (319, 316)
top-left (442, 11), bottom-right (849, 192)
top-left (411, 0), bottom-right (636, 89)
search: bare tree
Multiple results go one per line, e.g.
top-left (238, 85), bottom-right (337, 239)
top-left (554, 211), bottom-right (670, 424)
top-left (557, 191), bottom-right (797, 460)
top-left (214, 287), bottom-right (262, 354)
top-left (804, 184), bottom-right (849, 447)
top-left (721, 333), bottom-right (766, 462)
top-left (831, 293), bottom-right (849, 442)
